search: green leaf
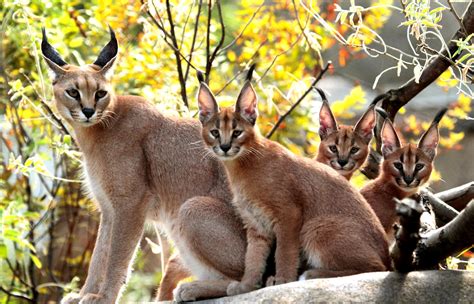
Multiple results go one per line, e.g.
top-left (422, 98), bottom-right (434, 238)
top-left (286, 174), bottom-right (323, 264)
top-left (30, 254), bottom-right (43, 269)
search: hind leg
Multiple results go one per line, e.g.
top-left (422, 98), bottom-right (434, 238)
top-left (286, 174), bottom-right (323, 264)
top-left (301, 216), bottom-right (388, 279)
top-left (173, 196), bottom-right (247, 301)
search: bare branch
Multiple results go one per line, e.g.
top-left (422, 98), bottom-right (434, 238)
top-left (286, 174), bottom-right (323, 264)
top-left (415, 201), bottom-right (474, 270)
top-left (217, 2), bottom-right (264, 55)
top-left (421, 189), bottom-right (460, 227)
top-left (266, 62), bottom-right (332, 139)
top-left (436, 182), bottom-right (474, 211)
top-left (184, 0), bottom-right (203, 82)
top-left (380, 3), bottom-right (474, 120)
top-left (205, 0), bottom-right (225, 82)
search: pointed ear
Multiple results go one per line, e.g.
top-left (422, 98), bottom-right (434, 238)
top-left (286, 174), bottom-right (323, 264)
top-left (318, 100), bottom-right (338, 139)
top-left (235, 82), bottom-right (258, 125)
top-left (197, 83), bottom-right (219, 123)
top-left (418, 108), bottom-right (446, 160)
top-left (93, 26), bottom-right (118, 77)
top-left (41, 28), bottom-right (68, 78)
top-left (381, 119), bottom-right (401, 157)
top-left (354, 105), bottom-right (376, 144)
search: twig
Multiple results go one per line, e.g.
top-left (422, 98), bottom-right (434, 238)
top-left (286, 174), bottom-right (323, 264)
top-left (165, 0), bottom-right (189, 108)
top-left (215, 39), bottom-right (268, 96)
top-left (184, 0), bottom-right (203, 82)
top-left (0, 286), bottom-right (33, 302)
top-left (266, 62), bottom-right (332, 139)
top-left (205, 0), bottom-right (225, 82)
top-left (447, 0), bottom-right (468, 35)
top-left (217, 2), bottom-right (264, 55)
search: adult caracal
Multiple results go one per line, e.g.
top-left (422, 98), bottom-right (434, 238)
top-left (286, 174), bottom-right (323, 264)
top-left (197, 67), bottom-right (390, 296)
top-left (361, 108), bottom-right (446, 242)
top-left (315, 89), bottom-right (376, 180)
top-left (42, 27), bottom-right (249, 303)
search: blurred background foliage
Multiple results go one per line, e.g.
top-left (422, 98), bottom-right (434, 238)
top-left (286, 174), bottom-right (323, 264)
top-left (0, 0), bottom-right (472, 302)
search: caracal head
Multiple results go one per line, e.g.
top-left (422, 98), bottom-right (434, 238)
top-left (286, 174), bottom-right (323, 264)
top-left (41, 27), bottom-right (118, 127)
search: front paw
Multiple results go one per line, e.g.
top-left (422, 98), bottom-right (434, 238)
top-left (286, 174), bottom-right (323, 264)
top-left (78, 293), bottom-right (106, 304)
top-left (61, 293), bottom-right (81, 304)
top-left (173, 282), bottom-right (198, 302)
top-left (265, 275), bottom-right (292, 287)
top-left (226, 280), bottom-right (256, 296)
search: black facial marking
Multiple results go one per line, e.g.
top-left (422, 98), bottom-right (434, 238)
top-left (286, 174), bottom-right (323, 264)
top-left (232, 119), bottom-right (237, 129)
top-left (216, 119), bottom-right (220, 129)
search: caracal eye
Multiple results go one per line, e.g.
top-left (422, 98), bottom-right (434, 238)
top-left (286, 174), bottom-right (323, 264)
top-left (350, 147), bottom-right (359, 154)
top-left (232, 130), bottom-right (242, 138)
top-left (210, 129), bottom-right (220, 138)
top-left (329, 145), bottom-right (337, 153)
top-left (66, 88), bottom-right (80, 99)
top-left (394, 162), bottom-right (403, 170)
top-left (95, 90), bottom-right (107, 99)
top-left (415, 163), bottom-right (424, 171)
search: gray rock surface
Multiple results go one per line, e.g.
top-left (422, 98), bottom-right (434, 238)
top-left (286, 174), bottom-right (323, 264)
top-left (191, 271), bottom-right (473, 304)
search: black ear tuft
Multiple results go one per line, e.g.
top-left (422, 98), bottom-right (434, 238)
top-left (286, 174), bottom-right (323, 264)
top-left (315, 88), bottom-right (328, 103)
top-left (370, 93), bottom-right (389, 107)
top-left (93, 26), bottom-right (118, 68)
top-left (197, 70), bottom-right (205, 83)
top-left (41, 28), bottom-right (68, 66)
top-left (246, 63), bottom-right (256, 82)
top-left (432, 107), bottom-right (448, 125)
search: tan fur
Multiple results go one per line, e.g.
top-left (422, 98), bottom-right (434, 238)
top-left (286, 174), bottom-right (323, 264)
top-left (42, 30), bottom-right (249, 303)
top-left (361, 116), bottom-right (441, 243)
top-left (197, 81), bottom-right (390, 296)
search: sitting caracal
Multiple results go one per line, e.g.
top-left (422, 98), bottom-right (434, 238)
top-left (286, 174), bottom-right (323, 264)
top-left (197, 67), bottom-right (391, 296)
top-left (361, 108), bottom-right (446, 242)
top-left (315, 88), bottom-right (377, 180)
top-left (42, 27), bottom-right (251, 303)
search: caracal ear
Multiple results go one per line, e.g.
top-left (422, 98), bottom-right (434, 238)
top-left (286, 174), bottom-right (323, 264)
top-left (317, 89), bottom-right (338, 140)
top-left (354, 105), bottom-right (376, 144)
top-left (381, 118), bottom-right (401, 157)
top-left (93, 26), bottom-right (118, 78)
top-left (197, 81), bottom-right (219, 124)
top-left (41, 28), bottom-right (68, 78)
top-left (418, 108), bottom-right (447, 161)
top-left (235, 81), bottom-right (258, 125)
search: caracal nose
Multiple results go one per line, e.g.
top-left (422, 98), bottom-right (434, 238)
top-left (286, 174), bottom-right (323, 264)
top-left (338, 159), bottom-right (348, 167)
top-left (220, 143), bottom-right (231, 153)
top-left (404, 175), bottom-right (414, 185)
top-left (82, 108), bottom-right (95, 119)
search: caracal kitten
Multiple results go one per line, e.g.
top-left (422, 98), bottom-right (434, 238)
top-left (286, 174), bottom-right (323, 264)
top-left (42, 27), bottom-right (248, 303)
top-left (316, 88), bottom-right (377, 180)
top-left (360, 108), bottom-right (446, 243)
top-left (197, 69), bottom-right (390, 296)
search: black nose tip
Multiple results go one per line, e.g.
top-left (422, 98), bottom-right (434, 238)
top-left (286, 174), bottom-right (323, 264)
top-left (220, 144), bottom-right (231, 153)
top-left (82, 108), bottom-right (95, 119)
top-left (404, 176), bottom-right (414, 185)
top-left (338, 159), bottom-right (348, 167)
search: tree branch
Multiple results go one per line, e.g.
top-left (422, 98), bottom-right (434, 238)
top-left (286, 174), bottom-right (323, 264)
top-left (415, 201), bottom-right (474, 270)
top-left (436, 181), bottom-right (474, 211)
top-left (420, 189), bottom-right (460, 227)
top-left (380, 3), bottom-right (474, 120)
top-left (362, 3), bottom-right (474, 178)
top-left (266, 62), bottom-right (332, 139)
top-left (390, 198), bottom-right (423, 273)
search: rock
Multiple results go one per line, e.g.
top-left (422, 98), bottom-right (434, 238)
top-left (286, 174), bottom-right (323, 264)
top-left (194, 271), bottom-right (474, 304)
